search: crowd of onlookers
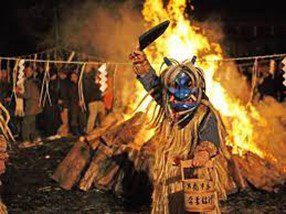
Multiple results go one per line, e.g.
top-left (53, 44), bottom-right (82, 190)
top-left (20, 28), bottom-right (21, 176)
top-left (0, 63), bottom-right (112, 145)
top-left (0, 60), bottom-right (285, 145)
top-left (240, 61), bottom-right (286, 102)
top-left (256, 70), bottom-right (285, 102)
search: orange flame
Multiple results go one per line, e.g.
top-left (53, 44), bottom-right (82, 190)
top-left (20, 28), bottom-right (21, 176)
top-left (126, 0), bottom-right (281, 162)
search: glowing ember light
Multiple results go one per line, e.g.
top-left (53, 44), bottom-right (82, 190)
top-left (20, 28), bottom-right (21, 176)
top-left (124, 0), bottom-right (278, 161)
top-left (124, 0), bottom-right (286, 169)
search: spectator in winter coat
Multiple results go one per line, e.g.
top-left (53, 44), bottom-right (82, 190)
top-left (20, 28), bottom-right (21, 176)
top-left (68, 71), bottom-right (85, 136)
top-left (41, 70), bottom-right (62, 139)
top-left (57, 69), bottom-right (70, 136)
top-left (83, 64), bottom-right (105, 133)
top-left (17, 66), bottom-right (42, 143)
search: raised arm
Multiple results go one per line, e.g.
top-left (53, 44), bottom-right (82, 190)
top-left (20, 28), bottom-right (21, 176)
top-left (129, 47), bottom-right (163, 105)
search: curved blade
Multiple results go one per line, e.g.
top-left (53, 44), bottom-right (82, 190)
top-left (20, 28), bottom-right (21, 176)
top-left (139, 20), bottom-right (170, 51)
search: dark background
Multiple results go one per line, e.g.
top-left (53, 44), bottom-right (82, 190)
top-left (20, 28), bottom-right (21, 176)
top-left (0, 0), bottom-right (285, 57)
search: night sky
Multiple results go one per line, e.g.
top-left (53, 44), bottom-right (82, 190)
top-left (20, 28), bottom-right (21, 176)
top-left (0, 0), bottom-right (285, 56)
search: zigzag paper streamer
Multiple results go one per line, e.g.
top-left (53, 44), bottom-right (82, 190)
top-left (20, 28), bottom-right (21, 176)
top-left (282, 57), bottom-right (286, 86)
top-left (17, 59), bottom-right (25, 89)
top-left (98, 63), bottom-right (108, 93)
top-left (15, 59), bottom-right (25, 117)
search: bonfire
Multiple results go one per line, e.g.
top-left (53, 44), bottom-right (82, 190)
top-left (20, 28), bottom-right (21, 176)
top-left (53, 0), bottom-right (286, 207)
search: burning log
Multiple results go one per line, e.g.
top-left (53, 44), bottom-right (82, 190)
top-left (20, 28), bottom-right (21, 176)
top-left (0, 136), bottom-right (8, 175)
top-left (86, 110), bottom-right (124, 143)
top-left (0, 136), bottom-right (9, 214)
top-left (53, 111), bottom-right (286, 201)
top-left (51, 140), bottom-right (91, 190)
top-left (79, 112), bottom-right (147, 193)
top-left (79, 143), bottom-right (113, 191)
top-left (52, 110), bottom-right (124, 190)
top-left (233, 152), bottom-right (286, 192)
top-left (52, 112), bottom-right (148, 193)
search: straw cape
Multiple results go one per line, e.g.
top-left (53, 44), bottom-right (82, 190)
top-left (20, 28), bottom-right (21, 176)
top-left (138, 60), bottom-right (232, 214)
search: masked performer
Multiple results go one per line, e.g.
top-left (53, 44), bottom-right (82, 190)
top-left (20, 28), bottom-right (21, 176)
top-left (129, 48), bottom-right (232, 213)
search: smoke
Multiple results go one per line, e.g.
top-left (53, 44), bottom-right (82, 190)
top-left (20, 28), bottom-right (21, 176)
top-left (59, 0), bottom-right (146, 110)
top-left (195, 19), bottom-right (251, 102)
top-left (59, 0), bottom-right (286, 169)
top-left (60, 0), bottom-right (144, 61)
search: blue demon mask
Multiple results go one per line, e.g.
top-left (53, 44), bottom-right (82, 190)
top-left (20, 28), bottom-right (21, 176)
top-left (167, 70), bottom-right (199, 112)
top-left (160, 57), bottom-right (206, 122)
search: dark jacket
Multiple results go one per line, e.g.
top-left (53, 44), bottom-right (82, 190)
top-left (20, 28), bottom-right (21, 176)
top-left (48, 78), bottom-right (60, 105)
top-left (58, 79), bottom-right (70, 108)
top-left (22, 78), bottom-right (42, 116)
top-left (67, 82), bottom-right (80, 108)
top-left (83, 70), bottom-right (102, 103)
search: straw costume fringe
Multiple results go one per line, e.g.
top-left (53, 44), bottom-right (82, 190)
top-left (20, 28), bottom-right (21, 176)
top-left (0, 101), bottom-right (15, 142)
top-left (138, 61), bottom-right (231, 214)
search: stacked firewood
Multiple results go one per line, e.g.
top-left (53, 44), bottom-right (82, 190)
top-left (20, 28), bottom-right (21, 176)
top-left (53, 112), bottom-right (286, 200)
top-left (52, 111), bottom-right (153, 198)
top-left (233, 152), bottom-right (286, 192)
top-left (0, 136), bottom-right (8, 175)
top-left (0, 136), bottom-right (8, 214)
